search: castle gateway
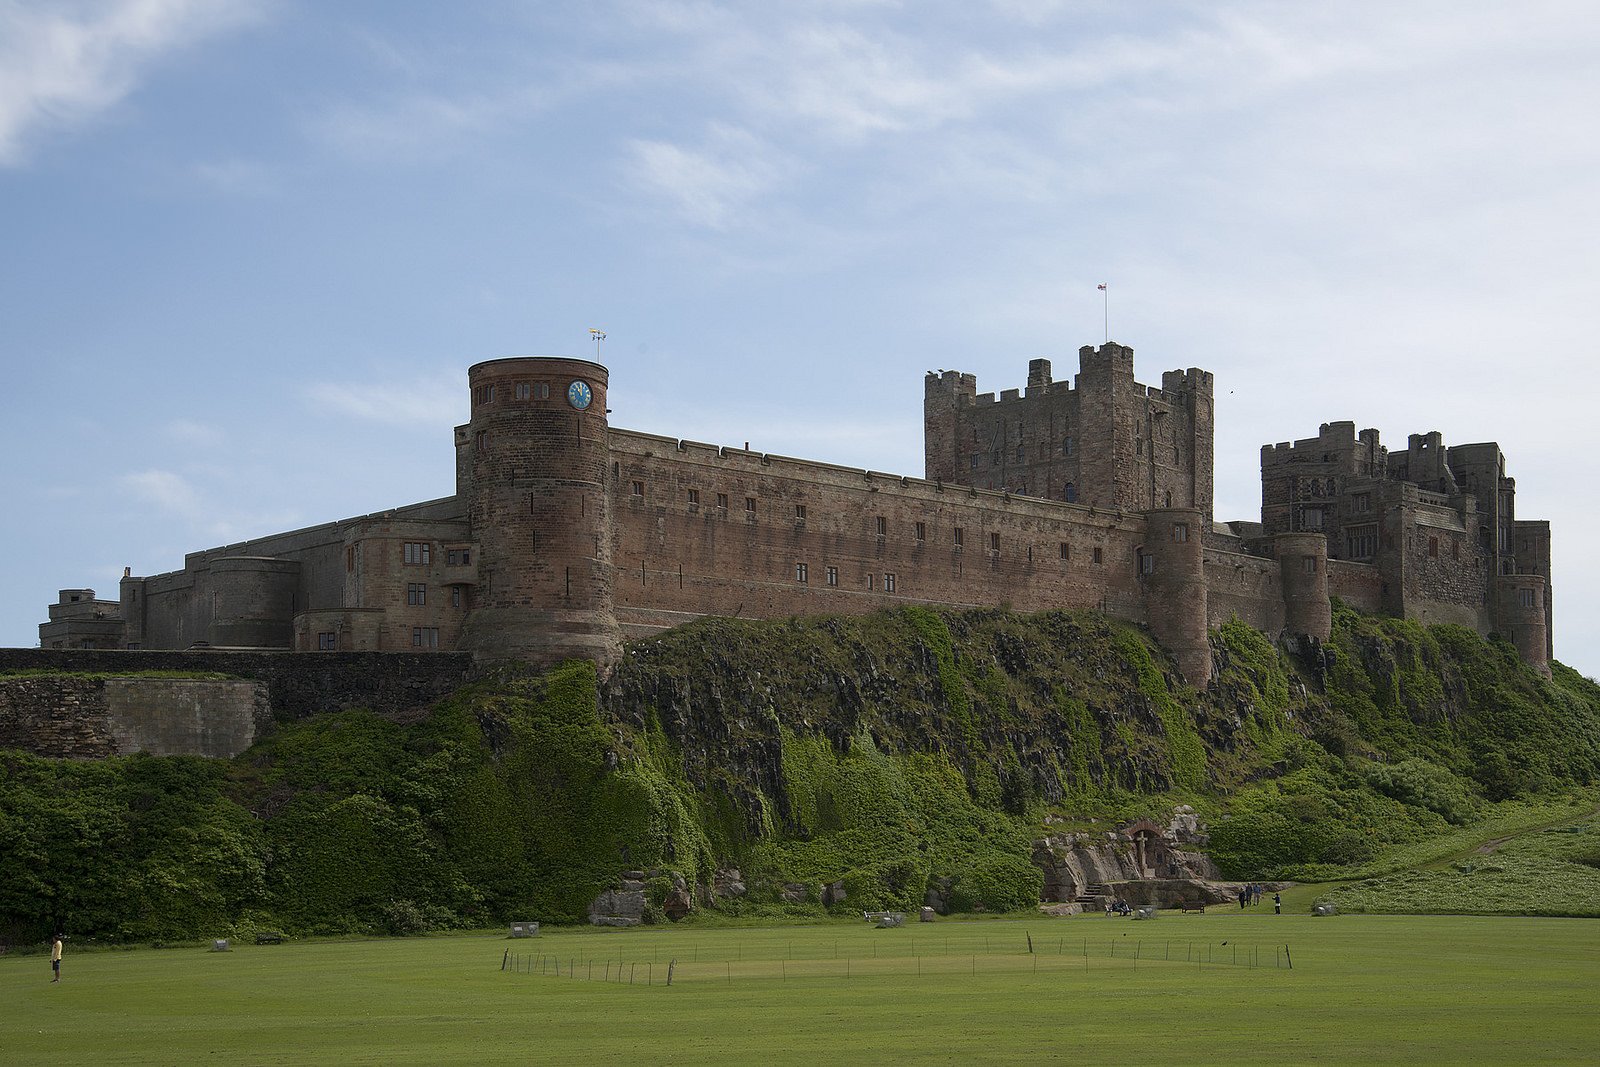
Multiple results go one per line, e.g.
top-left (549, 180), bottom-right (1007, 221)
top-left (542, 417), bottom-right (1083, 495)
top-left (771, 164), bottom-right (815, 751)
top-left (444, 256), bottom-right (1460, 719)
top-left (40, 345), bottom-right (1552, 685)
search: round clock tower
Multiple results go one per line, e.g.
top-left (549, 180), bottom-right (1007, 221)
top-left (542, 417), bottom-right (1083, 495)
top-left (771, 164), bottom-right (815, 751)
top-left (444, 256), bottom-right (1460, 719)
top-left (457, 356), bottom-right (621, 669)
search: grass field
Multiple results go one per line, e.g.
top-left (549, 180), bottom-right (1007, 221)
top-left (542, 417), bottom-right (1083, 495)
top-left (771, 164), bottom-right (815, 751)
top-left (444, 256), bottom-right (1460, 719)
top-left (5, 911), bottom-right (1597, 1064)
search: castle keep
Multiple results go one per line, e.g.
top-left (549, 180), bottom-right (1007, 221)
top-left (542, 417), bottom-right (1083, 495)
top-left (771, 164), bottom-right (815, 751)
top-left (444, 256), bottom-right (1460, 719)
top-left (38, 346), bottom-right (1554, 684)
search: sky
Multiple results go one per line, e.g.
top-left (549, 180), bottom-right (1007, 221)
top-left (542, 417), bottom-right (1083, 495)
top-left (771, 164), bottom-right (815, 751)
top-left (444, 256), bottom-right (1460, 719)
top-left (2, 0), bottom-right (1597, 676)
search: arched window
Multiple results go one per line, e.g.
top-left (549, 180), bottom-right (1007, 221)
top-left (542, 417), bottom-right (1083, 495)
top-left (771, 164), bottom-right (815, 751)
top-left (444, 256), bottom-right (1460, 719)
top-left (1064, 483), bottom-right (1077, 503)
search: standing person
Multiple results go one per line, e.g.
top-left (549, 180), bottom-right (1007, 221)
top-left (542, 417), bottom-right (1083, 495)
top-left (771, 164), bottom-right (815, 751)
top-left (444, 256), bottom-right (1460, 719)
top-left (1238, 887), bottom-right (1247, 909)
top-left (50, 934), bottom-right (62, 983)
top-left (1273, 892), bottom-right (1282, 914)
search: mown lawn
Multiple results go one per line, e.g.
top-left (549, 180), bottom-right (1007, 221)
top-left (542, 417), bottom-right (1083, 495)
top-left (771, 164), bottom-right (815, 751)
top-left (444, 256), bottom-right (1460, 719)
top-left (4, 912), bottom-right (1597, 1064)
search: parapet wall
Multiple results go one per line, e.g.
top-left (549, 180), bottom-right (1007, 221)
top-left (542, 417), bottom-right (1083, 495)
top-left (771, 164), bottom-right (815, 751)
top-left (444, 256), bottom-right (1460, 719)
top-left (0, 649), bottom-right (475, 725)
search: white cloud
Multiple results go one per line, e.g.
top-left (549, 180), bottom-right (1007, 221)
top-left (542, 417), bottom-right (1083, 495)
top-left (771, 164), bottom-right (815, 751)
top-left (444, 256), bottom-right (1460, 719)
top-left (191, 157), bottom-right (278, 196)
top-left (119, 468), bottom-right (202, 515)
top-left (161, 418), bottom-right (224, 445)
top-left (303, 372), bottom-right (462, 426)
top-left (0, 0), bottom-right (265, 165)
top-left (626, 124), bottom-right (785, 229)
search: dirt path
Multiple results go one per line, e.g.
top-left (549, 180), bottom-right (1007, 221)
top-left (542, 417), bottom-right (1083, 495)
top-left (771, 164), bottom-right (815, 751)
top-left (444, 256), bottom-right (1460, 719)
top-left (1472, 802), bottom-right (1600, 856)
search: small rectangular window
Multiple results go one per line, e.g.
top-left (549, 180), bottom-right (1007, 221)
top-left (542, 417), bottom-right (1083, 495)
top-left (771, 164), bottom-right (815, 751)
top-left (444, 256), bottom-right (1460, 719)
top-left (534, 382), bottom-right (550, 399)
top-left (954, 527), bottom-right (964, 549)
top-left (866, 574), bottom-right (875, 591)
top-left (1353, 492), bottom-right (1371, 513)
top-left (1063, 437), bottom-right (1074, 456)
top-left (1302, 556), bottom-right (1318, 574)
top-left (411, 627), bottom-right (439, 649)
top-left (1173, 523), bottom-right (1188, 543)
top-left (875, 516), bottom-right (887, 537)
top-left (451, 586), bottom-right (463, 609)
top-left (446, 548), bottom-right (471, 566)
top-left (826, 566), bottom-right (838, 587)
top-left (795, 562), bottom-right (808, 583)
top-left (1140, 553), bottom-right (1155, 575)
top-left (989, 532), bottom-right (1000, 553)
top-left (884, 573), bottom-right (896, 593)
top-left (1520, 587), bottom-right (1535, 608)
top-left (1093, 546), bottom-right (1103, 564)
top-left (970, 454), bottom-right (979, 470)
top-left (915, 522), bottom-right (926, 542)
top-left (745, 496), bottom-right (756, 514)
top-left (515, 382), bottom-right (531, 401)
top-left (1059, 542), bottom-right (1069, 560)
top-left (795, 504), bottom-right (807, 521)
top-left (1303, 508), bottom-right (1324, 531)
top-left (688, 488), bottom-right (700, 507)
top-left (403, 542), bottom-right (431, 565)
top-left (631, 480), bottom-right (644, 497)
top-left (317, 632), bottom-right (336, 651)
top-left (1428, 536), bottom-right (1439, 558)
top-left (717, 493), bottom-right (729, 510)
top-left (474, 430), bottom-right (488, 453)
top-left (1015, 445), bottom-right (1024, 461)
top-left (407, 583), bottom-right (426, 606)
top-left (346, 546), bottom-right (355, 572)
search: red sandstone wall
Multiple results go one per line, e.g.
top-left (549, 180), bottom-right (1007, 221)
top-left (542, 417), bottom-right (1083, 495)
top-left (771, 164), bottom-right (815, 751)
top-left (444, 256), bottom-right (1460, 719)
top-left (1327, 559), bottom-right (1382, 613)
top-left (1203, 550), bottom-right (1285, 633)
top-left (607, 431), bottom-right (1149, 629)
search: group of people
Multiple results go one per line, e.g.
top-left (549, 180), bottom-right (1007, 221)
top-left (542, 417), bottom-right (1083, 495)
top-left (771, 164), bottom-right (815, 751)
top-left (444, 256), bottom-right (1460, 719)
top-left (1237, 884), bottom-right (1282, 913)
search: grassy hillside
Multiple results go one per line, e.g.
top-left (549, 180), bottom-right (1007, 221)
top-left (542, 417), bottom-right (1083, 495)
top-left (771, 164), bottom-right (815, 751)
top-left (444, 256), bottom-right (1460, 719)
top-left (3, 605), bottom-right (1599, 943)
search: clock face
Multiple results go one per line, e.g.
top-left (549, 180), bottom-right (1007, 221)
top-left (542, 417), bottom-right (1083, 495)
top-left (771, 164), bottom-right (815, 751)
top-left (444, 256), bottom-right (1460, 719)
top-left (567, 380), bottom-right (593, 410)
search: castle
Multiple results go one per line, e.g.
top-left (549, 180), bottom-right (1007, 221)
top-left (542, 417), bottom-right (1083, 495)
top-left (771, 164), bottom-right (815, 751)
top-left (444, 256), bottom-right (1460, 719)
top-left (38, 344), bottom-right (1554, 685)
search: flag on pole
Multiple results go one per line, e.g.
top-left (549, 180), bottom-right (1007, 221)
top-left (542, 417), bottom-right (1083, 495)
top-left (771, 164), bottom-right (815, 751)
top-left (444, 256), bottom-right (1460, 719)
top-left (1097, 283), bottom-right (1107, 291)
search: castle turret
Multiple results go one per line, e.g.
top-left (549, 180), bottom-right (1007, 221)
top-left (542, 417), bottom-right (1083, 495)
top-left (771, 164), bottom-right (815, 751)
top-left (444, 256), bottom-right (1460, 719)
top-left (1496, 575), bottom-right (1551, 678)
top-left (923, 369), bottom-right (978, 484)
top-left (1275, 532), bottom-right (1332, 641)
top-left (457, 357), bottom-right (621, 669)
top-left (1141, 507), bottom-right (1211, 686)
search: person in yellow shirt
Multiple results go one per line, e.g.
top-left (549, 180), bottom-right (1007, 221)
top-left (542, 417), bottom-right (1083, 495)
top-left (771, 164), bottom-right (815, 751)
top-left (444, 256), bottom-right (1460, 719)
top-left (51, 934), bottom-right (62, 983)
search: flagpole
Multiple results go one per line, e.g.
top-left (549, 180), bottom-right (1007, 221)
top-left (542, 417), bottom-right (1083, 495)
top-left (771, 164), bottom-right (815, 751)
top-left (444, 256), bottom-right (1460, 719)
top-left (1098, 284), bottom-right (1108, 343)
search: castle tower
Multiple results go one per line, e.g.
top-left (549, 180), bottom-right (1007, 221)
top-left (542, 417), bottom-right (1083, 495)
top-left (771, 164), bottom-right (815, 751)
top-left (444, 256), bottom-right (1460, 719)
top-left (1141, 507), bottom-right (1211, 686)
top-left (1075, 343), bottom-right (1136, 511)
top-left (1496, 575), bottom-right (1551, 678)
top-left (923, 369), bottom-right (978, 484)
top-left (457, 357), bottom-right (621, 669)
top-left (1275, 532), bottom-right (1332, 641)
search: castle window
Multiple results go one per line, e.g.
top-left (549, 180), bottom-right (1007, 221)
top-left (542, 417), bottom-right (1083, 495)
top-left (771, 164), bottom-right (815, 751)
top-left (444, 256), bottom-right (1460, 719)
top-left (1059, 542), bottom-right (1070, 560)
top-left (953, 527), bottom-right (964, 550)
top-left (1093, 546), bottom-right (1103, 564)
top-left (451, 586), bottom-right (463, 609)
top-left (688, 488), bottom-right (700, 508)
top-left (317, 632), bottom-right (336, 651)
top-left (1015, 445), bottom-right (1024, 461)
top-left (514, 382), bottom-right (531, 401)
top-left (916, 522), bottom-right (927, 543)
top-left (631, 480), bottom-right (644, 497)
top-left (1302, 508), bottom-right (1324, 531)
top-left (795, 504), bottom-right (807, 521)
top-left (447, 548), bottom-right (471, 566)
top-left (1353, 492), bottom-right (1371, 514)
top-left (475, 430), bottom-right (488, 453)
top-left (884, 572), bottom-right (896, 593)
top-left (1064, 483), bottom-right (1077, 503)
top-left (1173, 523), bottom-right (1188, 543)
top-left (1520, 587), bottom-right (1535, 608)
top-left (407, 583), bottom-right (426, 606)
top-left (866, 573), bottom-right (875, 591)
top-left (971, 454), bottom-right (979, 470)
top-left (473, 384), bottom-right (496, 406)
top-left (1136, 437), bottom-right (1144, 456)
top-left (989, 532), bottom-right (1000, 554)
top-left (1428, 536), bottom-right (1439, 558)
top-left (717, 493), bottom-right (729, 511)
top-left (403, 542), bottom-right (431, 565)
top-left (826, 566), bottom-right (838, 587)
top-left (746, 496), bottom-right (756, 514)
top-left (411, 627), bottom-right (439, 649)
top-left (1164, 491), bottom-right (1173, 508)
top-left (992, 451), bottom-right (1002, 465)
top-left (1063, 437), bottom-right (1075, 456)
top-left (346, 546), bottom-right (355, 572)
top-left (876, 516), bottom-right (887, 538)
top-left (1347, 525), bottom-right (1377, 559)
top-left (534, 383), bottom-right (550, 399)
top-left (1302, 557), bottom-right (1318, 574)
top-left (795, 563), bottom-right (808, 583)
top-left (1140, 552), bottom-right (1155, 575)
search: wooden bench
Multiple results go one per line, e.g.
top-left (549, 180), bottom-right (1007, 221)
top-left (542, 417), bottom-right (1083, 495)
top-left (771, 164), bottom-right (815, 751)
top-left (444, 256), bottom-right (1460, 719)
top-left (1177, 900), bottom-right (1207, 914)
top-left (255, 931), bottom-right (285, 945)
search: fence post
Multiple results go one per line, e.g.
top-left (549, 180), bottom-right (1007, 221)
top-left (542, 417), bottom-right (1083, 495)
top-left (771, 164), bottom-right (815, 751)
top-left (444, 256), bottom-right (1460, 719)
top-left (1285, 945), bottom-right (1293, 970)
top-left (501, 949), bottom-right (508, 971)
top-left (667, 959), bottom-right (675, 986)
top-left (1027, 932), bottom-right (1034, 954)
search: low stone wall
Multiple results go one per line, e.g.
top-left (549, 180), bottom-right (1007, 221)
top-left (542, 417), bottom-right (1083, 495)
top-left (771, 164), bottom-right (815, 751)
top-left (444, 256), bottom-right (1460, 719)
top-left (0, 675), bottom-right (268, 758)
top-left (0, 649), bottom-right (475, 723)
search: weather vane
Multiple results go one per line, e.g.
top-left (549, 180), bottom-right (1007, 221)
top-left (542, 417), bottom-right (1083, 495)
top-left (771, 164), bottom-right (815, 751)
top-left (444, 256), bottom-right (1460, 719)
top-left (588, 328), bottom-right (606, 358)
